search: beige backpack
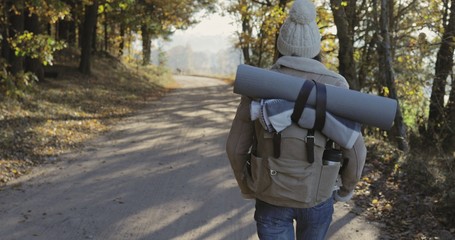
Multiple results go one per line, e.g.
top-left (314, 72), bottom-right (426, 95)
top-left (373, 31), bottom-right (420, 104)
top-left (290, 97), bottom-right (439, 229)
top-left (245, 80), bottom-right (343, 208)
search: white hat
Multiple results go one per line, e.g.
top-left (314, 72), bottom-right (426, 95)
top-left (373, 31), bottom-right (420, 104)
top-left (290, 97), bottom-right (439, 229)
top-left (277, 0), bottom-right (321, 58)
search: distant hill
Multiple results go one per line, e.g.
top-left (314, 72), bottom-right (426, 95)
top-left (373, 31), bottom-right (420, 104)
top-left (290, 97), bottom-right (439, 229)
top-left (164, 45), bottom-right (242, 76)
top-left (166, 34), bottom-right (234, 53)
top-left (158, 33), bottom-right (242, 76)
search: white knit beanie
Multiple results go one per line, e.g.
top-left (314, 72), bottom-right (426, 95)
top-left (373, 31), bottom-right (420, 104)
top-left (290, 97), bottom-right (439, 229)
top-left (277, 0), bottom-right (321, 58)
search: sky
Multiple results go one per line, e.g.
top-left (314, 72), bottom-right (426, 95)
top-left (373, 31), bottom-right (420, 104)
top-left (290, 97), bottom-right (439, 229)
top-left (162, 12), bottom-right (238, 53)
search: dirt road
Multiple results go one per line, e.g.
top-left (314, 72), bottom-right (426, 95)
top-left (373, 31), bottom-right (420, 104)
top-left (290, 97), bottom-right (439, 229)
top-left (0, 76), bottom-right (381, 240)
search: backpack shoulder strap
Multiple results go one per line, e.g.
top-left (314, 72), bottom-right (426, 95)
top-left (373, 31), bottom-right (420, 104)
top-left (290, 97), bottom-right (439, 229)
top-left (287, 80), bottom-right (327, 163)
top-left (291, 80), bottom-right (315, 123)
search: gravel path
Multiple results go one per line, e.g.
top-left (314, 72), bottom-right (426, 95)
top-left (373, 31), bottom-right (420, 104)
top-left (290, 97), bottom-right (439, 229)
top-left (0, 75), bottom-right (381, 240)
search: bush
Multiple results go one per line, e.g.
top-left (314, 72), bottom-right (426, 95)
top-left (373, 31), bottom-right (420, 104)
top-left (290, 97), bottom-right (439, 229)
top-left (0, 59), bottom-right (38, 98)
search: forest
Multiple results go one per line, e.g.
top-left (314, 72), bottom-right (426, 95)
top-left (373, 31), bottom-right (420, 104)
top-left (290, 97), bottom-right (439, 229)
top-left (1, 0), bottom-right (454, 238)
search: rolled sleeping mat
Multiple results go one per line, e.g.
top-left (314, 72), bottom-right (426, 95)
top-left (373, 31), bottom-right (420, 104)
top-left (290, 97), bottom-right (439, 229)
top-left (234, 64), bottom-right (398, 130)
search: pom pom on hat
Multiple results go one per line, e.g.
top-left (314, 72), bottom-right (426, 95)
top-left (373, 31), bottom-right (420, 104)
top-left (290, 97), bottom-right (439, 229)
top-left (289, 0), bottom-right (317, 24)
top-left (277, 0), bottom-right (321, 58)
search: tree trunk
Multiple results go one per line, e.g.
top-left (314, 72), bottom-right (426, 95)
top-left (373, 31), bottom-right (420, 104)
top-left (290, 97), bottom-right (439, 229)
top-left (104, 11), bottom-right (108, 52)
top-left (68, 15), bottom-right (76, 47)
top-left (92, 17), bottom-right (98, 52)
top-left (445, 74), bottom-right (455, 150)
top-left (24, 12), bottom-right (44, 82)
top-left (379, 0), bottom-right (409, 152)
top-left (427, 0), bottom-right (455, 143)
top-left (358, 0), bottom-right (378, 89)
top-left (78, 3), bottom-right (83, 48)
top-left (57, 16), bottom-right (76, 47)
top-left (66, 3), bottom-right (77, 47)
top-left (141, 24), bottom-right (151, 66)
top-left (330, 0), bottom-right (360, 90)
top-left (240, 9), bottom-right (251, 65)
top-left (1, 1), bottom-right (12, 61)
top-left (9, 0), bottom-right (25, 75)
top-left (58, 20), bottom-right (69, 42)
top-left (256, 27), bottom-right (265, 67)
top-left (0, 29), bottom-right (9, 62)
top-left (118, 23), bottom-right (125, 57)
top-left (79, 1), bottom-right (99, 75)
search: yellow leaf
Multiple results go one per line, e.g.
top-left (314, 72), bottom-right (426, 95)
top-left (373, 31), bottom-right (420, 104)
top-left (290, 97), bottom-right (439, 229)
top-left (384, 203), bottom-right (392, 211)
top-left (382, 86), bottom-right (390, 96)
top-left (372, 199), bottom-right (379, 205)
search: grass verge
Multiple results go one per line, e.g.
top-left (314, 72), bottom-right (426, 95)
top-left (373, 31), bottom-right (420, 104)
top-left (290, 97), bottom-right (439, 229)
top-left (0, 52), bottom-right (175, 185)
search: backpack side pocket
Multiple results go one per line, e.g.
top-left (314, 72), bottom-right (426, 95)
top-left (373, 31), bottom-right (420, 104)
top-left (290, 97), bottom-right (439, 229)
top-left (246, 154), bottom-right (272, 194)
top-left (316, 162), bottom-right (341, 201)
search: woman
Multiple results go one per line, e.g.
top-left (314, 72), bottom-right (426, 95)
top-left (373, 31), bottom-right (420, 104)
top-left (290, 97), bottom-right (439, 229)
top-left (226, 0), bottom-right (367, 239)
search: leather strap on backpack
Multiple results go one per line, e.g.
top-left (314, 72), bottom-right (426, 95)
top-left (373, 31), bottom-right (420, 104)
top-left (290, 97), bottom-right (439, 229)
top-left (290, 80), bottom-right (327, 163)
top-left (310, 81), bottom-right (327, 163)
top-left (272, 132), bottom-right (281, 158)
top-left (313, 80), bottom-right (327, 131)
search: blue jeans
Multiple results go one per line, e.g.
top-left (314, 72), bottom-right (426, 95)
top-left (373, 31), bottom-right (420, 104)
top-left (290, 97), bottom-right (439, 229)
top-left (254, 198), bottom-right (334, 240)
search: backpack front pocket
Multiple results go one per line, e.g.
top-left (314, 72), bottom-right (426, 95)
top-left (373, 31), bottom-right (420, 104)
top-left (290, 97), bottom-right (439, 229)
top-left (265, 157), bottom-right (318, 204)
